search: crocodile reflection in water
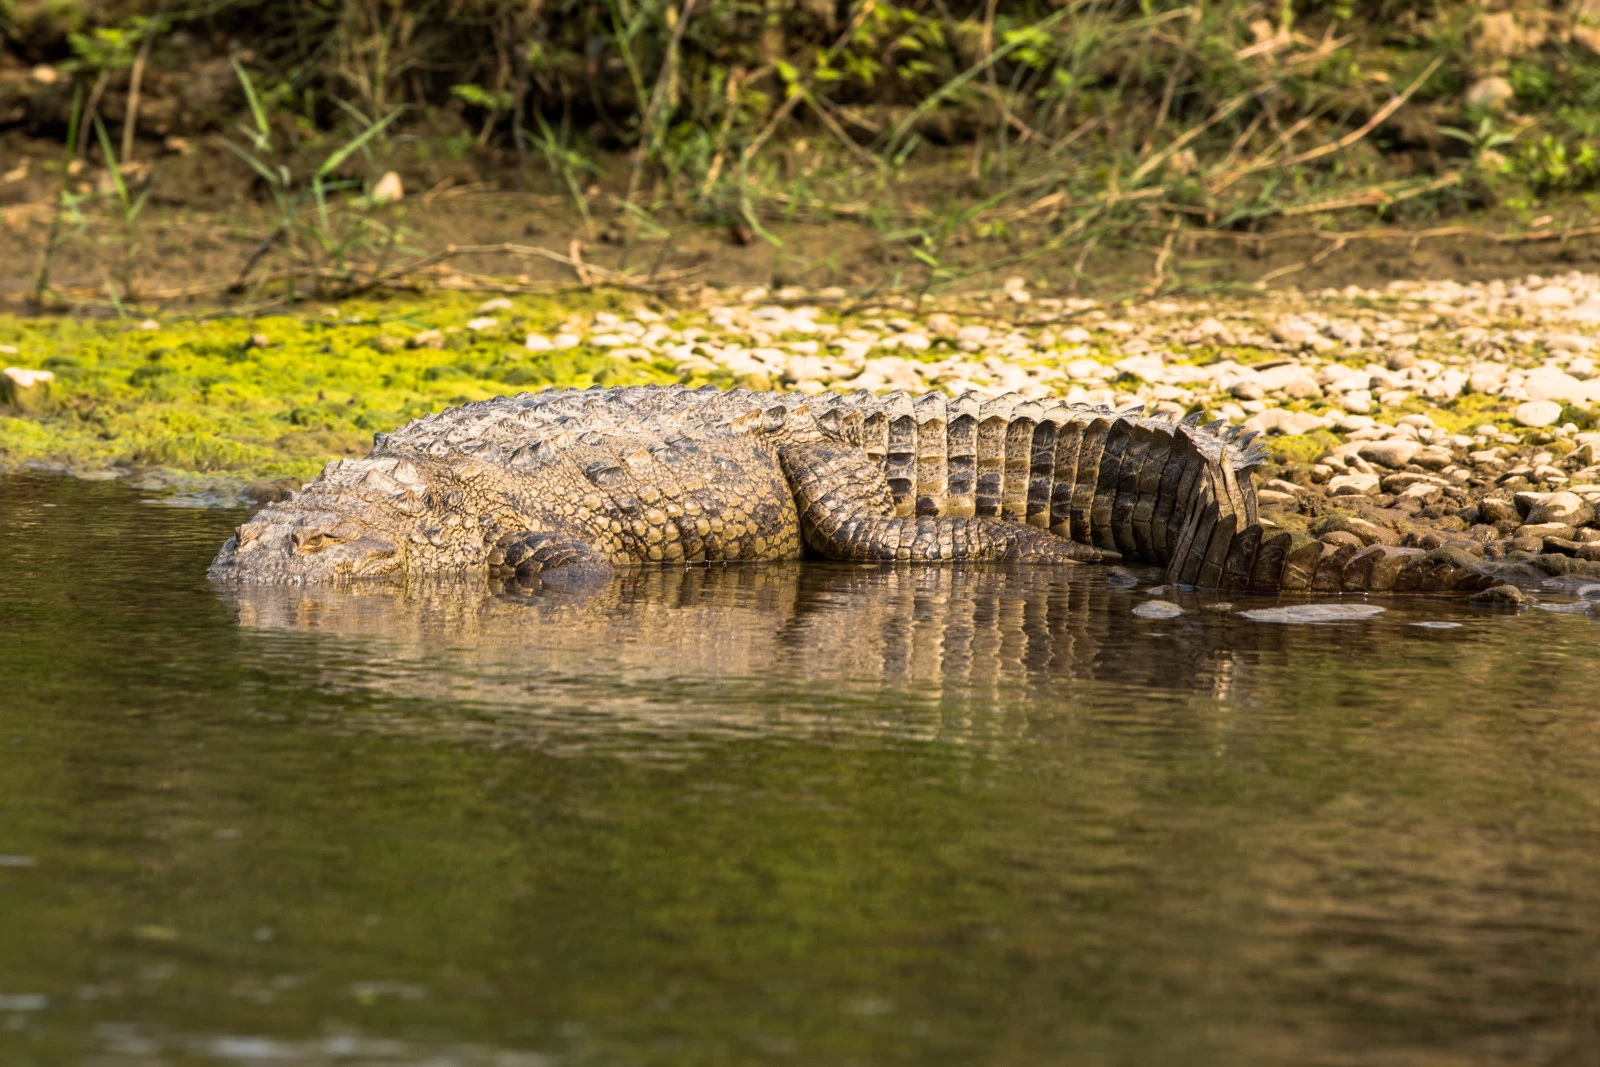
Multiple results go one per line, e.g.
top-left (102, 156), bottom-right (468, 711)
top-left (220, 564), bottom-right (1456, 749)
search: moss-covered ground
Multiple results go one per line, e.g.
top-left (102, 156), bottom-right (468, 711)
top-left (0, 293), bottom-right (692, 487)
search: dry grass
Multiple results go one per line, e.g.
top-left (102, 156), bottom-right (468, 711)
top-left (7, 0), bottom-right (1600, 305)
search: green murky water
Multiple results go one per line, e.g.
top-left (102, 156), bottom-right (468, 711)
top-left (3, 472), bottom-right (1600, 1066)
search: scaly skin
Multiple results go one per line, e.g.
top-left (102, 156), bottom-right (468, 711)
top-left (207, 385), bottom-right (1500, 593)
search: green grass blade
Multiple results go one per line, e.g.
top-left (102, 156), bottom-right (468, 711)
top-left (222, 138), bottom-right (284, 188)
top-left (92, 116), bottom-right (130, 209)
top-left (317, 109), bottom-right (402, 177)
top-left (231, 58), bottom-right (272, 147)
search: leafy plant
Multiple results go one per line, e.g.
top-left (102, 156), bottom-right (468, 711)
top-left (1513, 135), bottom-right (1600, 192)
top-left (222, 61), bottom-right (405, 298)
top-left (519, 114), bottom-right (601, 239)
top-left (1439, 115), bottom-right (1522, 160)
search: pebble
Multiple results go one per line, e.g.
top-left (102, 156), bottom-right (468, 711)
top-left (2, 367), bottom-right (54, 389)
top-left (1132, 601), bottom-right (1184, 619)
top-left (1357, 440), bottom-right (1420, 469)
top-left (1468, 584), bottom-right (1526, 607)
top-left (1329, 471), bottom-right (1381, 496)
top-left (1238, 604), bottom-right (1387, 624)
top-left (371, 171), bottom-right (404, 205)
top-left (1271, 316), bottom-right (1318, 347)
top-left (1514, 400), bottom-right (1563, 427)
top-left (0, 994), bottom-right (48, 1012)
top-left (1522, 491), bottom-right (1593, 526)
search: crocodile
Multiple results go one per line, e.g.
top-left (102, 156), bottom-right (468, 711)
top-left (207, 384), bottom-right (1499, 593)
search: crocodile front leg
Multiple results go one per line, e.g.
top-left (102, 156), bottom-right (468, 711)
top-left (487, 530), bottom-right (615, 582)
top-left (779, 440), bottom-right (1117, 563)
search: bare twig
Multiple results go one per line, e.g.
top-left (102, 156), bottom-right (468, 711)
top-left (802, 93), bottom-right (886, 171)
top-left (1273, 172), bottom-right (1461, 217)
top-left (698, 67), bottom-right (745, 198)
top-left (1253, 259), bottom-right (1307, 287)
top-left (1208, 110), bottom-right (1266, 180)
top-left (121, 30), bottom-right (156, 163)
top-left (980, 0), bottom-right (999, 102)
top-left (1143, 216), bottom-right (1181, 296)
top-left (1006, 184), bottom-right (1165, 223)
top-left (971, 83), bottom-right (1041, 144)
top-left (1185, 222), bottom-right (1600, 245)
top-left (1215, 113), bottom-right (1314, 184)
top-left (568, 238), bottom-right (594, 285)
top-left (1310, 237), bottom-right (1348, 265)
top-left (233, 224), bottom-right (287, 288)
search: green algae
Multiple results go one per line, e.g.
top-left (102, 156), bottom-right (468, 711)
top-left (1266, 430), bottom-right (1342, 466)
top-left (0, 294), bottom-right (677, 483)
top-left (1384, 392), bottom-right (1514, 435)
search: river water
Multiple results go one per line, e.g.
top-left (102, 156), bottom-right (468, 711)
top-left (2, 471), bottom-right (1599, 1066)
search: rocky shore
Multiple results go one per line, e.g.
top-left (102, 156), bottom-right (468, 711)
top-left (10, 269), bottom-right (1600, 590)
top-left (475, 269), bottom-right (1600, 586)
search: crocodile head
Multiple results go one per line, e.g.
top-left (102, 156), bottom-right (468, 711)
top-left (208, 456), bottom-right (444, 584)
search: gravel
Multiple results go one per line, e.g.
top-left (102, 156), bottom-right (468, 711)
top-left (19, 264), bottom-right (1600, 582)
top-left (454, 268), bottom-right (1600, 581)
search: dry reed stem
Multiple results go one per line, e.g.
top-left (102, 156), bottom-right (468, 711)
top-left (1208, 56), bottom-right (1444, 194)
top-left (121, 31), bottom-right (154, 163)
top-left (1188, 223), bottom-right (1600, 245)
top-left (803, 93), bottom-right (885, 170)
top-left (566, 238), bottom-right (594, 285)
top-left (1129, 91), bottom-right (1250, 184)
top-left (1143, 216), bottom-right (1181, 296)
top-left (1274, 172), bottom-right (1461, 217)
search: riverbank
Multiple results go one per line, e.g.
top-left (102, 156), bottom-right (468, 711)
top-left (7, 270), bottom-right (1600, 580)
top-left (8, 1), bottom-right (1600, 313)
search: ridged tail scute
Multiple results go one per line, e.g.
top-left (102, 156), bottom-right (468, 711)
top-left (1025, 408), bottom-right (1064, 532)
top-left (913, 392), bottom-right (949, 516)
top-left (1002, 400), bottom-right (1041, 521)
top-left (883, 392), bottom-right (918, 517)
top-left (945, 392), bottom-right (981, 518)
top-left (975, 394), bottom-right (1019, 518)
top-left (1069, 411), bottom-right (1113, 545)
top-left (856, 389), bottom-right (890, 470)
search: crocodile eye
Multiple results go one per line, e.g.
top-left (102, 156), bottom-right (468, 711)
top-left (294, 526), bottom-right (356, 554)
top-left (295, 532), bottom-right (334, 553)
top-left (293, 516), bottom-right (367, 553)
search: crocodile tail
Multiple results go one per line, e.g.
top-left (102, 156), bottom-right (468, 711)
top-left (805, 391), bottom-right (1269, 575)
top-left (734, 388), bottom-right (1507, 593)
